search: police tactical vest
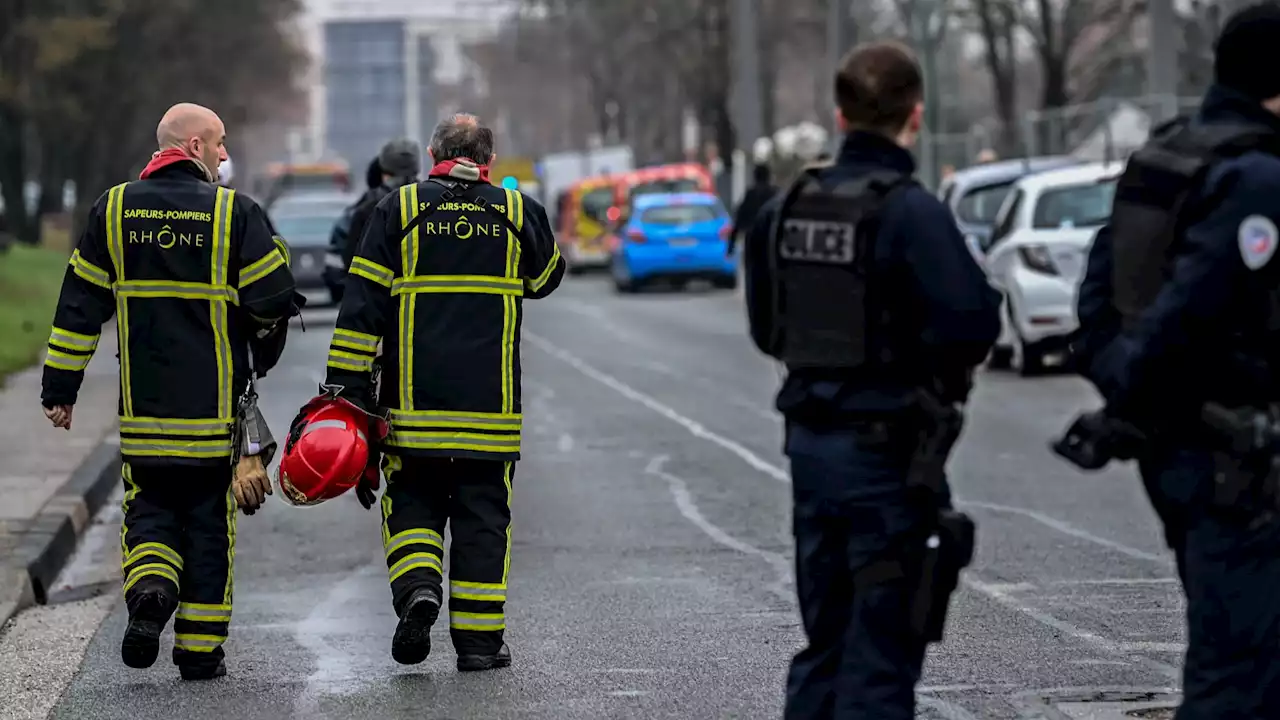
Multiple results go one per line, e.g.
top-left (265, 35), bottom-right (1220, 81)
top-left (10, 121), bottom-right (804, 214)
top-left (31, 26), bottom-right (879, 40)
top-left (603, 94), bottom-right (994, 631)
top-left (767, 168), bottom-right (911, 370)
top-left (1110, 117), bottom-right (1280, 331)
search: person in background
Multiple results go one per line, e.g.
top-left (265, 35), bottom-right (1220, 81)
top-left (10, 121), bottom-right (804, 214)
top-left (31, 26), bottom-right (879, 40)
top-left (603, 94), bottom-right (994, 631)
top-left (727, 162), bottom-right (778, 255)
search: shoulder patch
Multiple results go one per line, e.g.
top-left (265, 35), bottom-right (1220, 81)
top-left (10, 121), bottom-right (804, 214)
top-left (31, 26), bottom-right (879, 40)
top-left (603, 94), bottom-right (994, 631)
top-left (1238, 215), bottom-right (1278, 270)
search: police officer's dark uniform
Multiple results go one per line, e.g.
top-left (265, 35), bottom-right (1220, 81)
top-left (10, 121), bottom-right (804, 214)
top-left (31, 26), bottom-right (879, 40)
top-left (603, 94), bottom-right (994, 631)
top-left (41, 151), bottom-right (298, 680)
top-left (744, 42), bottom-right (1000, 720)
top-left (324, 150), bottom-right (565, 671)
top-left (324, 157), bottom-right (385, 303)
top-left (1068, 5), bottom-right (1280, 716)
top-left (727, 163), bottom-right (778, 254)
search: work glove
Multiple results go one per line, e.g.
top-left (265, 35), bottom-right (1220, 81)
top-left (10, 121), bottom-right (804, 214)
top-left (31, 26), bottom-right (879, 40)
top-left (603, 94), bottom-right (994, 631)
top-left (356, 458), bottom-right (380, 510)
top-left (233, 454), bottom-right (273, 515)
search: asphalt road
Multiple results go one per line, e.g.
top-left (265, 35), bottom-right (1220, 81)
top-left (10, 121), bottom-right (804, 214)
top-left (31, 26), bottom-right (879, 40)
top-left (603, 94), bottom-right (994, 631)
top-left (1, 274), bottom-right (1184, 720)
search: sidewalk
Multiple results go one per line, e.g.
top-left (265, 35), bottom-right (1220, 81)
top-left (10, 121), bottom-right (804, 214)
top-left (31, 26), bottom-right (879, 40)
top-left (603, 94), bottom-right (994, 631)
top-left (0, 323), bottom-right (122, 627)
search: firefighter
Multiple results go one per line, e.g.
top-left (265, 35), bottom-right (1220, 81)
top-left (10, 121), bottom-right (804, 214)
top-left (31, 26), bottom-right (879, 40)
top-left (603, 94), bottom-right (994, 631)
top-left (743, 43), bottom-right (1000, 718)
top-left (41, 102), bottom-right (299, 680)
top-left (320, 112), bottom-right (565, 671)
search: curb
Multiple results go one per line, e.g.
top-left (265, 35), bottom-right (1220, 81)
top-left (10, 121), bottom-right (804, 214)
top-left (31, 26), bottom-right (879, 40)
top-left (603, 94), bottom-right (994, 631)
top-left (0, 439), bottom-right (120, 627)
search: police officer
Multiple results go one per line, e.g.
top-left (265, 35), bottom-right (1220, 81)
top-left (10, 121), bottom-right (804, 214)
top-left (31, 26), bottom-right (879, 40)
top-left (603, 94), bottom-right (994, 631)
top-left (323, 112), bottom-right (565, 671)
top-left (1067, 4), bottom-right (1280, 715)
top-left (343, 139), bottom-right (422, 273)
top-left (323, 157), bottom-right (384, 303)
top-left (41, 102), bottom-right (299, 680)
top-left (743, 42), bottom-right (1000, 719)
top-left (727, 163), bottom-right (778, 255)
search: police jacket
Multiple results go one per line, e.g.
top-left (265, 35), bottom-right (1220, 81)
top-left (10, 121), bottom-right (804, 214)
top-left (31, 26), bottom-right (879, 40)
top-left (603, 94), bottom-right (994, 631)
top-left (324, 165), bottom-right (566, 461)
top-left (41, 158), bottom-right (299, 466)
top-left (1079, 84), bottom-right (1280, 426)
top-left (745, 132), bottom-right (1001, 424)
top-left (344, 183), bottom-right (395, 271)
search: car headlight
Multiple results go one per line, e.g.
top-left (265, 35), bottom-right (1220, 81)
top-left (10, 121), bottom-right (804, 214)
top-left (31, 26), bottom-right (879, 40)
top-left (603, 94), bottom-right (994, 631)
top-left (1017, 244), bottom-right (1059, 276)
top-left (324, 252), bottom-right (344, 269)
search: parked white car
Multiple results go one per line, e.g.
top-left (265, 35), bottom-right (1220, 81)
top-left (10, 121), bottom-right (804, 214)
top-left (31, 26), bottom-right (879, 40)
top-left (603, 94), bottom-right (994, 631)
top-left (984, 161), bottom-right (1123, 375)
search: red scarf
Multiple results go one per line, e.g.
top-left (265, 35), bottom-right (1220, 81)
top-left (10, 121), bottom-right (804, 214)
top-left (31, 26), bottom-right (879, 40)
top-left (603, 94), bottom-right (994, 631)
top-left (428, 159), bottom-right (491, 183)
top-left (139, 148), bottom-right (208, 180)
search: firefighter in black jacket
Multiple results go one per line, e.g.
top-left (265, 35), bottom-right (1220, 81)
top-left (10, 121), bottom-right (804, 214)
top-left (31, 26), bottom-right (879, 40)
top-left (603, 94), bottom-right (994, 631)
top-left (324, 113), bottom-right (565, 671)
top-left (41, 103), bottom-right (298, 681)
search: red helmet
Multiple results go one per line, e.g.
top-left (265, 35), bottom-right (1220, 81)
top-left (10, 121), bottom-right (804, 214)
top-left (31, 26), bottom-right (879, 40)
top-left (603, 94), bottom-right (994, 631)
top-left (275, 395), bottom-right (386, 506)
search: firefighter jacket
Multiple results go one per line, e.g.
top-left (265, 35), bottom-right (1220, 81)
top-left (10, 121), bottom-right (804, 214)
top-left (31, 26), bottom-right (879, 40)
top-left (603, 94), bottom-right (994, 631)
top-left (41, 160), bottom-right (298, 466)
top-left (324, 174), bottom-right (566, 462)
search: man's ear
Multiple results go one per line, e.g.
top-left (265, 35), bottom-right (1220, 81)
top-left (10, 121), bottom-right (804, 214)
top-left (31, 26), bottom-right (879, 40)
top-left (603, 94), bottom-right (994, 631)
top-left (426, 148), bottom-right (435, 164)
top-left (907, 102), bottom-right (924, 134)
top-left (834, 108), bottom-right (849, 133)
top-left (489, 153), bottom-right (497, 165)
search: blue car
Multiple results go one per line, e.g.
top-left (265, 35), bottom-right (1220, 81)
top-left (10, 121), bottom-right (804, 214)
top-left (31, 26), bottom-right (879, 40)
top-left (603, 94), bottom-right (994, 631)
top-left (608, 192), bottom-right (738, 293)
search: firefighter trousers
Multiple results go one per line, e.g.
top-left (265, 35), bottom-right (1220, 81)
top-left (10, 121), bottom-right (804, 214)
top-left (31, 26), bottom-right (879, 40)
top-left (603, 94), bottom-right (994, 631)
top-left (120, 462), bottom-right (236, 670)
top-left (381, 454), bottom-right (513, 655)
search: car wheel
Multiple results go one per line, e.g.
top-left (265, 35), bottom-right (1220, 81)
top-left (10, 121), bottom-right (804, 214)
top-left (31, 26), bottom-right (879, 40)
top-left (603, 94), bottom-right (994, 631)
top-left (987, 345), bottom-right (1013, 370)
top-left (711, 274), bottom-right (738, 290)
top-left (1006, 297), bottom-right (1044, 377)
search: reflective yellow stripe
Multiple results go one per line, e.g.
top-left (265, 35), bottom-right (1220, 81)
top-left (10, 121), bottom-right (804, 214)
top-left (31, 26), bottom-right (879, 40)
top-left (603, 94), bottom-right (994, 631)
top-left (272, 236), bottom-right (291, 265)
top-left (123, 541), bottom-right (184, 571)
top-left (399, 184), bottom-right (419, 411)
top-left (501, 461), bottom-right (513, 583)
top-left (450, 580), bottom-right (507, 602)
top-left (114, 280), bottom-right (239, 304)
top-left (502, 191), bottom-right (522, 415)
top-left (45, 349), bottom-right (91, 371)
top-left (390, 274), bottom-right (523, 296)
top-left (389, 409), bottom-right (521, 431)
top-left (238, 248), bottom-right (285, 289)
top-left (105, 183), bottom-right (127, 281)
top-left (384, 430), bottom-right (521, 454)
top-left (449, 611), bottom-right (505, 631)
top-left (49, 326), bottom-right (99, 351)
top-left (176, 602), bottom-right (231, 623)
top-left (108, 184), bottom-right (131, 416)
top-left (124, 562), bottom-right (179, 593)
top-left (528, 245), bottom-right (562, 292)
top-left (119, 436), bottom-right (233, 458)
top-left (327, 348), bottom-right (373, 372)
top-left (69, 249), bottom-right (112, 289)
top-left (174, 633), bottom-right (226, 652)
top-left (333, 327), bottom-right (379, 349)
top-left (388, 552), bottom-right (442, 583)
top-left (212, 188), bottom-right (234, 421)
top-left (119, 416), bottom-right (233, 435)
top-left (384, 528), bottom-right (444, 558)
top-left (349, 256), bottom-right (394, 287)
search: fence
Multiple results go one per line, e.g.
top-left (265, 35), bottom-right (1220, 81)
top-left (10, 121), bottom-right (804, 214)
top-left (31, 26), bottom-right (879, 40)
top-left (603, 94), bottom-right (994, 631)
top-left (1018, 94), bottom-right (1202, 161)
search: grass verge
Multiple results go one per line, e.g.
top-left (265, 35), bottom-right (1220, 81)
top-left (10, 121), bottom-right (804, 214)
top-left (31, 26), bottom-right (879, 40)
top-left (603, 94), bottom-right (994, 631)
top-left (0, 244), bottom-right (69, 383)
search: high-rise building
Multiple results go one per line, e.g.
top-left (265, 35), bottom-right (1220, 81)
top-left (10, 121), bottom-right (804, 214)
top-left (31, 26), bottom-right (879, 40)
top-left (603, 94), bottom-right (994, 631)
top-left (298, 0), bottom-right (513, 168)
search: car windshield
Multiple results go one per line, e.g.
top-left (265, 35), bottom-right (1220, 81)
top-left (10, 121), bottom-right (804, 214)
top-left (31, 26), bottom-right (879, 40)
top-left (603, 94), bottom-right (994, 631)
top-left (630, 178), bottom-right (703, 201)
top-left (272, 210), bottom-right (344, 247)
top-left (580, 187), bottom-right (614, 224)
top-left (640, 203), bottom-right (723, 225)
top-left (954, 181), bottom-right (1015, 226)
top-left (1032, 179), bottom-right (1117, 229)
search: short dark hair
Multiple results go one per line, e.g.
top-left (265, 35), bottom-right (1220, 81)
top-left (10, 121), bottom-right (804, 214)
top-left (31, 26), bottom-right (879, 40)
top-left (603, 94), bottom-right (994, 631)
top-left (429, 113), bottom-right (495, 165)
top-left (834, 41), bottom-right (924, 135)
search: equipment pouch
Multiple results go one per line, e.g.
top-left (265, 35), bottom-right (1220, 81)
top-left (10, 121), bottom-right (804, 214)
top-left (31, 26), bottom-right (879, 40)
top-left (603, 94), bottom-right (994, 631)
top-left (908, 509), bottom-right (976, 643)
top-left (905, 393), bottom-right (963, 501)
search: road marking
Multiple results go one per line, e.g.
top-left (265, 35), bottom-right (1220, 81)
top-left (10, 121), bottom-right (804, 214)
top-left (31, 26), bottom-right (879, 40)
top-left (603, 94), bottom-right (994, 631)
top-left (958, 501), bottom-right (1171, 566)
top-left (528, 333), bottom-right (1184, 676)
top-left (918, 695), bottom-right (983, 720)
top-left (526, 332), bottom-right (789, 482)
top-left (646, 455), bottom-right (793, 604)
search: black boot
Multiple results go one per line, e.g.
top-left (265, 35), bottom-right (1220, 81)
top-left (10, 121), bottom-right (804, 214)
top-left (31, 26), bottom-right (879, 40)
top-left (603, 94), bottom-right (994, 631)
top-left (457, 643), bottom-right (512, 672)
top-left (121, 588), bottom-right (176, 669)
top-left (179, 658), bottom-right (227, 681)
top-left (391, 588), bottom-right (441, 665)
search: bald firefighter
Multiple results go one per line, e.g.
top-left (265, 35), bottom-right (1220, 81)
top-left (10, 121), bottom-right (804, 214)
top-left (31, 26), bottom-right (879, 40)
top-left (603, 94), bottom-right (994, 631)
top-left (41, 103), bottom-right (300, 680)
top-left (322, 113), bottom-right (565, 671)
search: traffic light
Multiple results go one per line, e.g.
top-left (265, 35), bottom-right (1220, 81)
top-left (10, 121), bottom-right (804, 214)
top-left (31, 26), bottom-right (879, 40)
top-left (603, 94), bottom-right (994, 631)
top-left (500, 176), bottom-right (519, 190)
